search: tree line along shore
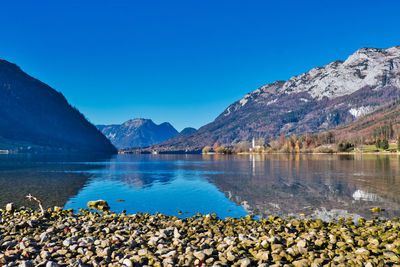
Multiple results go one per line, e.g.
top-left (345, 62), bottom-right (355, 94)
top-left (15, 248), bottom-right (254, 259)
top-left (202, 123), bottom-right (400, 155)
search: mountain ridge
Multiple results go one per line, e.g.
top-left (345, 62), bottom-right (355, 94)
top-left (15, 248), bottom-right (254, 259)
top-left (97, 118), bottom-right (178, 149)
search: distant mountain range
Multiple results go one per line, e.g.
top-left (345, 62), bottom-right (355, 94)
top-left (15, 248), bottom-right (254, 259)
top-left (146, 46), bottom-right (400, 152)
top-left (97, 119), bottom-right (193, 149)
top-left (0, 59), bottom-right (116, 154)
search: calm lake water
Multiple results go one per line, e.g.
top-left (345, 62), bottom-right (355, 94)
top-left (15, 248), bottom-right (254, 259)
top-left (1, 153), bottom-right (400, 220)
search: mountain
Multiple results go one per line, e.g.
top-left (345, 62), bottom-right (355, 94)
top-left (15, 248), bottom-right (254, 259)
top-left (177, 127), bottom-right (197, 137)
top-left (330, 99), bottom-right (400, 141)
top-left (148, 46), bottom-right (400, 152)
top-left (97, 119), bottom-right (178, 149)
top-left (0, 59), bottom-right (117, 154)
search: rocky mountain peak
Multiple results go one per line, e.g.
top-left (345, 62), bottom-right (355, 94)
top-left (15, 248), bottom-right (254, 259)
top-left (123, 118), bottom-right (152, 128)
top-left (228, 46), bottom-right (400, 115)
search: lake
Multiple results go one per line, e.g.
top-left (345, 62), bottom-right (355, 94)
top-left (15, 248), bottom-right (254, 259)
top-left (0, 153), bottom-right (400, 220)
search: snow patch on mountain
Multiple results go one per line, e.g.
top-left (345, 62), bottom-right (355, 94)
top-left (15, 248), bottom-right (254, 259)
top-left (239, 97), bottom-right (249, 106)
top-left (349, 106), bottom-right (374, 118)
top-left (266, 99), bottom-right (278, 105)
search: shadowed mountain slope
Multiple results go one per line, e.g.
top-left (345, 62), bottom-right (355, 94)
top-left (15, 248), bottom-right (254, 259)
top-left (0, 59), bottom-right (117, 154)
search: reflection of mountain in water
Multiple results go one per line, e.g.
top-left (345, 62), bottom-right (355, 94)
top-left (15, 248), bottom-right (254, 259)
top-left (51, 154), bottom-right (400, 220)
top-left (0, 154), bottom-right (112, 208)
top-left (204, 154), bottom-right (400, 220)
top-left (96, 154), bottom-right (206, 189)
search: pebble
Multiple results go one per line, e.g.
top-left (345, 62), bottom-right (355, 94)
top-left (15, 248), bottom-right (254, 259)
top-left (0, 205), bottom-right (399, 266)
top-left (6, 203), bottom-right (14, 212)
top-left (122, 259), bottom-right (133, 266)
top-left (18, 261), bottom-right (34, 267)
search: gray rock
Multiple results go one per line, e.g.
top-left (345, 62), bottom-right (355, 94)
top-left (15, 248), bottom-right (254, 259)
top-left (62, 239), bottom-right (72, 247)
top-left (18, 261), bottom-right (34, 267)
top-left (122, 259), bottom-right (133, 266)
top-left (239, 258), bottom-right (251, 267)
top-left (6, 203), bottom-right (14, 212)
top-left (297, 239), bottom-right (307, 248)
top-left (138, 249), bottom-right (148, 256)
top-left (45, 261), bottom-right (59, 267)
top-left (40, 251), bottom-right (50, 260)
top-left (193, 251), bottom-right (206, 261)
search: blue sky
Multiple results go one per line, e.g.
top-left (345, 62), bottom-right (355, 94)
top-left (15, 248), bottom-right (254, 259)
top-left (1, 1), bottom-right (400, 131)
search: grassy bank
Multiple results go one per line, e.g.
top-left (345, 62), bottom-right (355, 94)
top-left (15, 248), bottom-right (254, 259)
top-left (1, 208), bottom-right (400, 266)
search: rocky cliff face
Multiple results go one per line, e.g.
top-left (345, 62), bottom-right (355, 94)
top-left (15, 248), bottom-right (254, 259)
top-left (97, 119), bottom-right (178, 149)
top-left (151, 46), bottom-right (400, 152)
top-left (0, 59), bottom-right (117, 154)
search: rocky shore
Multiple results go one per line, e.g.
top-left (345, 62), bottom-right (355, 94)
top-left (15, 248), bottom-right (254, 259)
top-left (1, 207), bottom-right (400, 266)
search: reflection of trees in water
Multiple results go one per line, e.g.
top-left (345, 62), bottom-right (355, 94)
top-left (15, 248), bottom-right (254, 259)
top-left (0, 154), bottom-right (112, 208)
top-left (205, 154), bottom-right (400, 219)
top-left (12, 153), bottom-right (398, 220)
top-left (104, 154), bottom-right (400, 219)
top-left (101, 154), bottom-right (208, 189)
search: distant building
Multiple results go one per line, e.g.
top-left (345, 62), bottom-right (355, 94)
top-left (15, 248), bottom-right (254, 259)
top-left (250, 137), bottom-right (265, 151)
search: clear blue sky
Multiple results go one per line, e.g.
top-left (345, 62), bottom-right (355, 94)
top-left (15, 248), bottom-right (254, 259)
top-left (1, 0), bottom-right (400, 131)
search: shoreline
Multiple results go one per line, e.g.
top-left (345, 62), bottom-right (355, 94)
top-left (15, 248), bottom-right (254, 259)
top-left (1, 208), bottom-right (400, 266)
top-left (236, 151), bottom-right (400, 155)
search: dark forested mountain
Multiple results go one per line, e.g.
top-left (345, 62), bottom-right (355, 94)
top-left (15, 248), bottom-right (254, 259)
top-left (177, 127), bottom-right (197, 137)
top-left (148, 46), bottom-right (400, 152)
top-left (97, 119), bottom-right (178, 149)
top-left (0, 59), bottom-right (117, 154)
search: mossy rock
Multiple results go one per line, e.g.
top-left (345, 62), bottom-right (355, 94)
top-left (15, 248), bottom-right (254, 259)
top-left (87, 200), bottom-right (110, 212)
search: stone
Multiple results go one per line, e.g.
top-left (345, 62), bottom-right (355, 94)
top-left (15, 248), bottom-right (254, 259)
top-left (297, 239), bottom-right (307, 248)
top-left (122, 259), bottom-right (133, 266)
top-left (6, 203), bottom-right (14, 212)
top-left (383, 251), bottom-right (399, 261)
top-left (18, 261), bottom-right (34, 267)
top-left (292, 259), bottom-right (309, 267)
top-left (138, 249), bottom-right (148, 256)
top-left (355, 248), bottom-right (370, 256)
top-left (87, 200), bottom-right (110, 212)
top-left (40, 251), bottom-right (50, 260)
top-left (174, 227), bottom-right (181, 239)
top-left (239, 258), bottom-right (251, 267)
top-left (193, 251), bottom-right (205, 261)
top-left (62, 240), bottom-right (72, 247)
top-left (45, 261), bottom-right (59, 267)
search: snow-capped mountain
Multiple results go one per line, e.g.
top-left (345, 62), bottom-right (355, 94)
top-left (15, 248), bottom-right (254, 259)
top-left (149, 46), bottom-right (400, 152)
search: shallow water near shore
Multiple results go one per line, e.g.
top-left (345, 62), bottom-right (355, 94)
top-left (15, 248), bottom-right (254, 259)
top-left (0, 153), bottom-right (400, 220)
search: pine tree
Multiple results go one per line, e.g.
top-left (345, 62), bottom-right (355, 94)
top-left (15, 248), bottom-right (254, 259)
top-left (382, 139), bottom-right (389, 150)
top-left (375, 138), bottom-right (381, 149)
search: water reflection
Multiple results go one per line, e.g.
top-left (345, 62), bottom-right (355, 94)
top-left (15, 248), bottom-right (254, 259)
top-left (1, 153), bottom-right (400, 220)
top-left (0, 154), bottom-right (111, 208)
top-left (206, 154), bottom-right (400, 220)
top-left (64, 154), bottom-right (248, 218)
